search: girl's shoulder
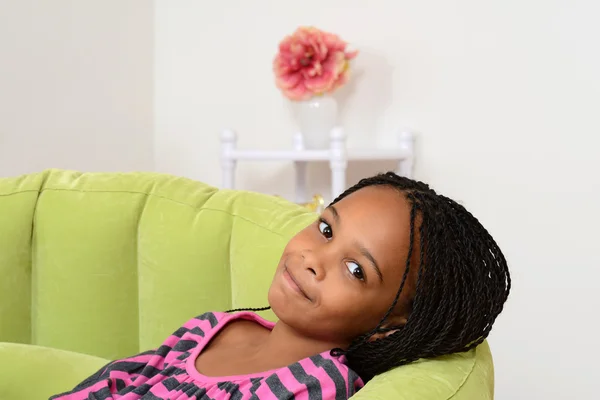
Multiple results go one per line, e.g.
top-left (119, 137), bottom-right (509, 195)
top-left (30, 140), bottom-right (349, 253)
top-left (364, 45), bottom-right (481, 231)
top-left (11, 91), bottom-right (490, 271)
top-left (179, 311), bottom-right (229, 334)
top-left (180, 311), bottom-right (271, 338)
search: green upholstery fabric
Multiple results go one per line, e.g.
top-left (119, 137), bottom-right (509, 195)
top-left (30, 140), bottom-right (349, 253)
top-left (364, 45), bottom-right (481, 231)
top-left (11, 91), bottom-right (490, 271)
top-left (0, 170), bottom-right (494, 399)
top-left (0, 342), bottom-right (108, 400)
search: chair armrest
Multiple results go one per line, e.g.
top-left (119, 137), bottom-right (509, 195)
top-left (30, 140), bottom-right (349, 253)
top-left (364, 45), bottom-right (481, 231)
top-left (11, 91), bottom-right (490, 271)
top-left (0, 342), bottom-right (109, 400)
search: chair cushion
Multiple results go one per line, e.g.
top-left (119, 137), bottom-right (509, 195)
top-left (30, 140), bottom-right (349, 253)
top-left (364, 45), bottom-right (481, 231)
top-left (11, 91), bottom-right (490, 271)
top-left (0, 342), bottom-right (108, 400)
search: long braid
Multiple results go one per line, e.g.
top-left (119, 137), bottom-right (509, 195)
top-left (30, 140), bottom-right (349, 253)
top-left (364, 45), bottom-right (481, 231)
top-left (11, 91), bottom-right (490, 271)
top-left (329, 172), bottom-right (511, 381)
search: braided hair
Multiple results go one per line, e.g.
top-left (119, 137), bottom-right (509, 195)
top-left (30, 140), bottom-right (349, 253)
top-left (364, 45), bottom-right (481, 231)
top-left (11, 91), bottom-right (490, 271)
top-left (229, 172), bottom-right (511, 381)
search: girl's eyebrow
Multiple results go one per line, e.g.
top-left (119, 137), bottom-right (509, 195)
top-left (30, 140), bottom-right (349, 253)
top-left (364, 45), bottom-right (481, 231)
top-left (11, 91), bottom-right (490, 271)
top-left (327, 205), bottom-right (384, 283)
top-left (328, 205), bottom-right (341, 223)
top-left (358, 245), bottom-right (384, 283)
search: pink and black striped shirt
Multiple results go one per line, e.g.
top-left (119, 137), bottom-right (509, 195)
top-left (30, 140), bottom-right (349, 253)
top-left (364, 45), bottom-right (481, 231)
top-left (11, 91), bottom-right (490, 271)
top-left (50, 311), bottom-right (364, 399)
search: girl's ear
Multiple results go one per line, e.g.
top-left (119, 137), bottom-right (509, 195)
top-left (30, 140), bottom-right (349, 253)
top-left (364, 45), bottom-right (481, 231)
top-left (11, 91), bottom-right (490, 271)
top-left (368, 315), bottom-right (407, 342)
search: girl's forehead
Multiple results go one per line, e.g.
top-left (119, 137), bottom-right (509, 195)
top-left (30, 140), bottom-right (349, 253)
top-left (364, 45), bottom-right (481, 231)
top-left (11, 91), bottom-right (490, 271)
top-left (331, 186), bottom-right (413, 271)
top-left (334, 186), bottom-right (408, 214)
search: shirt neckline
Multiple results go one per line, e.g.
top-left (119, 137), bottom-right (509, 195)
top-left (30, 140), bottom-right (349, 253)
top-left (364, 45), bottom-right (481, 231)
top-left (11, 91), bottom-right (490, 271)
top-left (186, 311), bottom-right (335, 383)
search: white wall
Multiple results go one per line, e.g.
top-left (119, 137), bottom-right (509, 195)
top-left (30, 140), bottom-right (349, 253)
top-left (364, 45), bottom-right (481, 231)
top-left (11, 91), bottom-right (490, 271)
top-left (155, 1), bottom-right (599, 398)
top-left (0, 0), bottom-right (154, 176)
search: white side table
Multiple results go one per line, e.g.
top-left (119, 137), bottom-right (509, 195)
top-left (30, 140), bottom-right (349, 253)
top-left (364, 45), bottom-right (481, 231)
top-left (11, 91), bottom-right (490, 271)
top-left (220, 127), bottom-right (415, 203)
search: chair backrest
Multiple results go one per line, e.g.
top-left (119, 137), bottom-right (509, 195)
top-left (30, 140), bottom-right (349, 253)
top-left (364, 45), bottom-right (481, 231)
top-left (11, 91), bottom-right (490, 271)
top-left (0, 170), bottom-right (494, 399)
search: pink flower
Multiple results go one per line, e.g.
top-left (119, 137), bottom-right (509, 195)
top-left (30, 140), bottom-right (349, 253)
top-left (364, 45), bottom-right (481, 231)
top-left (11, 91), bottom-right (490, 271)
top-left (273, 27), bottom-right (358, 101)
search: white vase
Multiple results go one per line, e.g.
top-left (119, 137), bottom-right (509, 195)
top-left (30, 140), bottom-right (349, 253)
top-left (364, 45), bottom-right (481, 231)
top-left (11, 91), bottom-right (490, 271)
top-left (293, 96), bottom-right (338, 149)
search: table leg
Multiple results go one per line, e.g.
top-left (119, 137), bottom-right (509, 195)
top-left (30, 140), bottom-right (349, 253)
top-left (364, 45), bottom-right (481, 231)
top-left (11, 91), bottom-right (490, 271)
top-left (221, 129), bottom-right (237, 189)
top-left (294, 161), bottom-right (308, 203)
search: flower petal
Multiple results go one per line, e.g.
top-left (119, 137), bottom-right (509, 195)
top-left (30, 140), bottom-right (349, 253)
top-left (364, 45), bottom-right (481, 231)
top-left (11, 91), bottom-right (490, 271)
top-left (275, 71), bottom-right (303, 90)
top-left (284, 82), bottom-right (311, 101)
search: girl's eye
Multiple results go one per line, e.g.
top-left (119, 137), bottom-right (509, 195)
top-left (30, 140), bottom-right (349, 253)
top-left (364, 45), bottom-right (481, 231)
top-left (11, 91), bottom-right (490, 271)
top-left (346, 261), bottom-right (365, 281)
top-left (318, 220), bottom-right (333, 239)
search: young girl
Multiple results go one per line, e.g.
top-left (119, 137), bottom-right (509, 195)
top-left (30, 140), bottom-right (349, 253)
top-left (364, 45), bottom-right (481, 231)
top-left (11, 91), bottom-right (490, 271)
top-left (50, 172), bottom-right (511, 400)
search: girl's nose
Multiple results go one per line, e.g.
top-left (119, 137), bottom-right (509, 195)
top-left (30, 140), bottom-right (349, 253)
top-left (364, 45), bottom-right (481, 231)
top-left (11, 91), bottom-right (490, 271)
top-left (301, 249), bottom-right (326, 281)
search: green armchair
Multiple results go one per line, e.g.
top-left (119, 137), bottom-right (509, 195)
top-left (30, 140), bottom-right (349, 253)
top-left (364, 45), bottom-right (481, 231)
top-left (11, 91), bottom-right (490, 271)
top-left (0, 170), bottom-right (494, 399)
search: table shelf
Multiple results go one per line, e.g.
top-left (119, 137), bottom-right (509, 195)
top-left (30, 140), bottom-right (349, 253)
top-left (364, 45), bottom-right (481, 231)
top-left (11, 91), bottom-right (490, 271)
top-left (228, 148), bottom-right (411, 161)
top-left (220, 127), bottom-right (415, 203)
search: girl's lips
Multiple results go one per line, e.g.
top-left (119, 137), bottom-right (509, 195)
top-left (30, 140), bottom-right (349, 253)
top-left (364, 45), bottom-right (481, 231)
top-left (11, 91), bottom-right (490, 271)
top-left (283, 266), bottom-right (312, 301)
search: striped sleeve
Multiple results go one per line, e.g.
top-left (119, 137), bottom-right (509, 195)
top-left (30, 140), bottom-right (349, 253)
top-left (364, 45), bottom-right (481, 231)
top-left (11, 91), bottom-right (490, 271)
top-left (49, 349), bottom-right (156, 399)
top-left (49, 312), bottom-right (223, 400)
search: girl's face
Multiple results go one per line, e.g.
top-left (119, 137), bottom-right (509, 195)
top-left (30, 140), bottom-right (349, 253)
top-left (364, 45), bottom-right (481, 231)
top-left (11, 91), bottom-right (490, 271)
top-left (268, 186), bottom-right (415, 347)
